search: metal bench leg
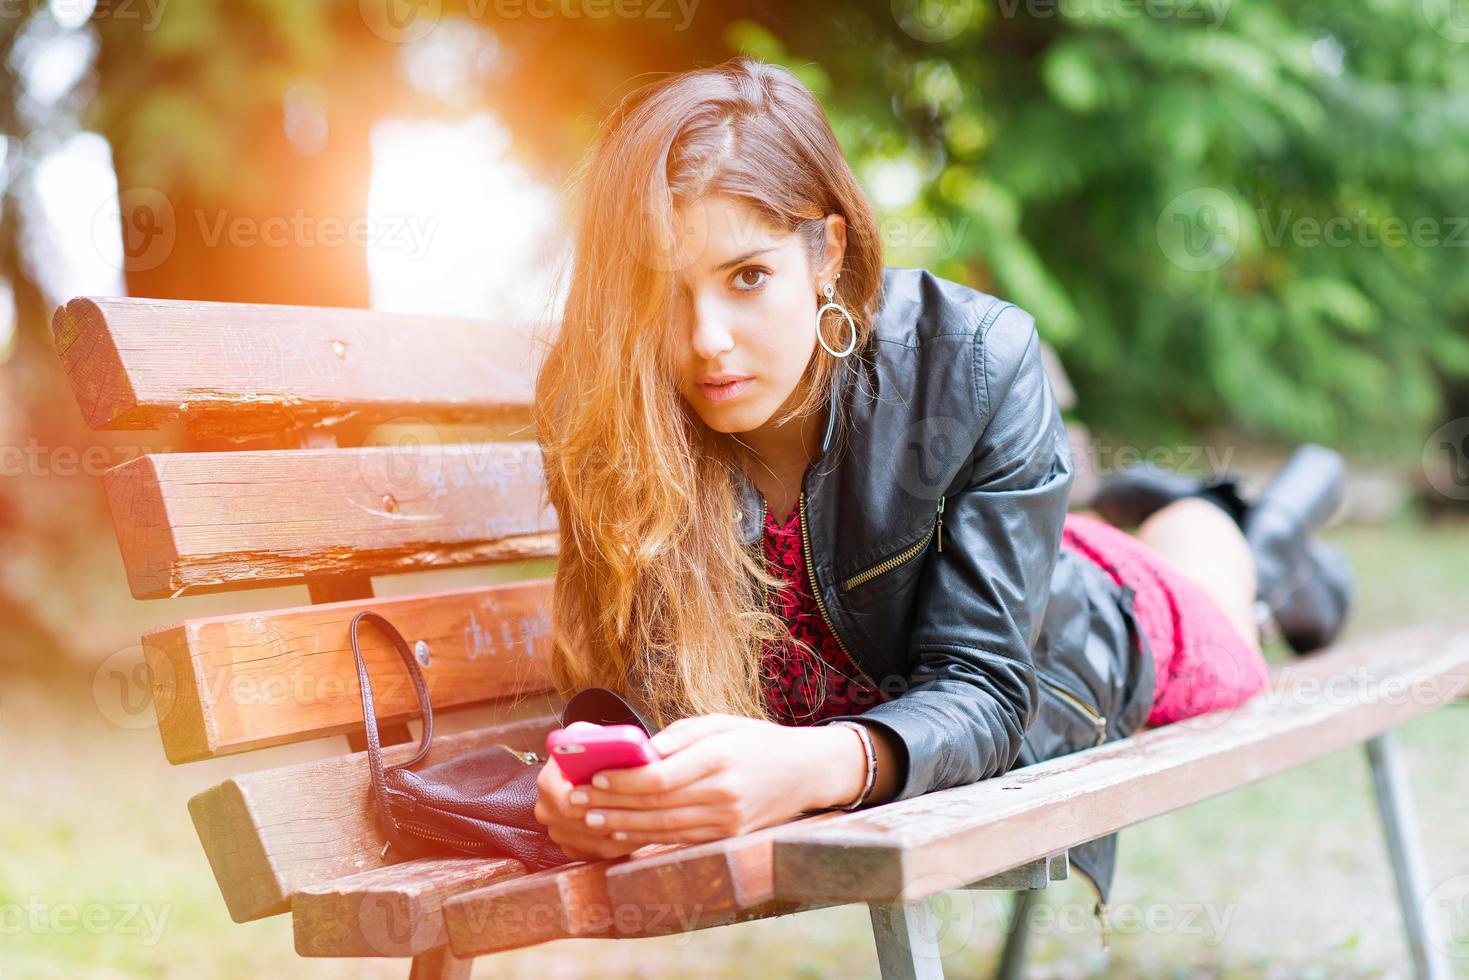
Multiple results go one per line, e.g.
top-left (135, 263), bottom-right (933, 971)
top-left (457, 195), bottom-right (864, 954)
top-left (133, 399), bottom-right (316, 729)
top-left (1365, 729), bottom-right (1451, 980)
top-left (995, 889), bottom-right (1039, 980)
top-left (869, 897), bottom-right (946, 980)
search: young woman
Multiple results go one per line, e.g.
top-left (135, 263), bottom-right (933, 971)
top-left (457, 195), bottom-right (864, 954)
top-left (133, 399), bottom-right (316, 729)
top-left (529, 57), bottom-right (1348, 906)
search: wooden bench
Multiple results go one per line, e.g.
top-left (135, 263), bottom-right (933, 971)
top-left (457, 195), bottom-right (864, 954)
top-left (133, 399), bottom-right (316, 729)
top-left (53, 294), bottom-right (1469, 979)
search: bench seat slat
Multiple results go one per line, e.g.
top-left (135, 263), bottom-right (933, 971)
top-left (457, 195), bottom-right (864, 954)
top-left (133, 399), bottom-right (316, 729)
top-left (104, 443), bottom-right (556, 598)
top-left (293, 856), bottom-right (527, 958)
top-left (189, 712), bottom-right (561, 923)
top-left (442, 818), bottom-right (851, 957)
top-left (52, 296), bottom-right (539, 436)
top-left (772, 620), bottom-right (1469, 904)
top-left (146, 581), bottom-right (556, 763)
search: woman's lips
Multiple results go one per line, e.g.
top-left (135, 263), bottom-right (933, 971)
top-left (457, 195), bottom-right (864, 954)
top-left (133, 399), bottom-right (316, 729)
top-left (697, 377), bottom-right (754, 402)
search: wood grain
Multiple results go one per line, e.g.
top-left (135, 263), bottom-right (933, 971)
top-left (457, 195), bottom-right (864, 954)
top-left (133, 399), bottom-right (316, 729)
top-left (772, 620), bottom-right (1469, 903)
top-left (144, 580), bottom-right (557, 763)
top-left (188, 710), bottom-right (561, 923)
top-left (293, 856), bottom-right (526, 958)
top-left (101, 442), bottom-right (557, 598)
top-left (51, 295), bottom-right (543, 438)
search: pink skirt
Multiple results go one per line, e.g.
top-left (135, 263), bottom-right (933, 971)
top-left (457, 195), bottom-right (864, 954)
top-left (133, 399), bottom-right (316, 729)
top-left (1060, 513), bottom-right (1270, 728)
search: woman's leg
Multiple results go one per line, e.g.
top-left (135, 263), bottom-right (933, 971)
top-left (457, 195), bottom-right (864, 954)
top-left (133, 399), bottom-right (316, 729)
top-left (1133, 497), bottom-right (1262, 655)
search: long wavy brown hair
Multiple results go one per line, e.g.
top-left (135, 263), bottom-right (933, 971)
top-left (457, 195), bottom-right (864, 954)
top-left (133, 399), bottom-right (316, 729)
top-left (532, 57), bottom-right (883, 728)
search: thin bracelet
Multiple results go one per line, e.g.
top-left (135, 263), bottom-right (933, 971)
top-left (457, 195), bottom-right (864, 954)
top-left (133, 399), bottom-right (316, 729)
top-left (830, 721), bottom-right (877, 811)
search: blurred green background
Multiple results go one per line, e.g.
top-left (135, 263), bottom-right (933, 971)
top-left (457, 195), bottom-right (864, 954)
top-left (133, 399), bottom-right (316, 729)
top-left (2, 0), bottom-right (1468, 977)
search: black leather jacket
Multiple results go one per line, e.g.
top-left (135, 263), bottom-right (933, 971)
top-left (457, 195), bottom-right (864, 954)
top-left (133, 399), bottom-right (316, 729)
top-left (728, 267), bottom-right (1155, 912)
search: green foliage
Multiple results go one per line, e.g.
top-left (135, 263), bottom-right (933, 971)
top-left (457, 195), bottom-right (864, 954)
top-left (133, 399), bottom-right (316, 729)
top-left (754, 0), bottom-right (1469, 451)
top-left (17, 0), bottom-right (1466, 449)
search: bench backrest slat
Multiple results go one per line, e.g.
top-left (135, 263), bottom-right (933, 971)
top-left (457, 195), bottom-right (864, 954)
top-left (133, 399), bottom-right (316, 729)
top-left (52, 296), bottom-right (542, 436)
top-left (104, 443), bottom-right (555, 599)
top-left (144, 580), bottom-right (557, 763)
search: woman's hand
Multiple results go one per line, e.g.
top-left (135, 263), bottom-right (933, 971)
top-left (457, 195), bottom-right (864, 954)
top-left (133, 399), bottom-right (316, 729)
top-left (534, 723), bottom-right (647, 862)
top-left (537, 713), bottom-right (870, 848)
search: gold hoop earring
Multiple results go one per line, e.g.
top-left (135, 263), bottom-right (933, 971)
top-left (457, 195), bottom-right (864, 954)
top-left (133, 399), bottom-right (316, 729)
top-left (816, 276), bottom-right (856, 358)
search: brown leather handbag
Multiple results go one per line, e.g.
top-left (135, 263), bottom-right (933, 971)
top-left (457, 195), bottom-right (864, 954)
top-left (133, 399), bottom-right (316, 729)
top-left (348, 610), bottom-right (657, 871)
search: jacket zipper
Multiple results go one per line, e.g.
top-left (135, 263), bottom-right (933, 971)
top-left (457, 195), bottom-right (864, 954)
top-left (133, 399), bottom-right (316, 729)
top-left (795, 490), bottom-right (883, 693)
top-left (782, 487), bottom-right (1112, 950)
top-left (1036, 672), bottom-right (1107, 748)
top-left (840, 495), bottom-right (946, 592)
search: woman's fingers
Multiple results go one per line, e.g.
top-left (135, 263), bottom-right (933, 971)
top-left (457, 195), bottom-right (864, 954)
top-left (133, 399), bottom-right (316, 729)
top-left (648, 713), bottom-right (747, 757)
top-left (588, 735), bottom-right (730, 796)
top-left (581, 803), bottom-right (736, 834)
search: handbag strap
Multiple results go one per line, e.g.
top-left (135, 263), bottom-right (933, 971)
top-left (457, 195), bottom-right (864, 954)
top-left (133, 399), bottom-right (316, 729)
top-left (348, 610), bottom-right (436, 854)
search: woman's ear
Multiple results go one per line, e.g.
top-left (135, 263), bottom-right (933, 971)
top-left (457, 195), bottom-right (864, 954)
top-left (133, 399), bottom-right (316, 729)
top-left (816, 213), bottom-right (848, 288)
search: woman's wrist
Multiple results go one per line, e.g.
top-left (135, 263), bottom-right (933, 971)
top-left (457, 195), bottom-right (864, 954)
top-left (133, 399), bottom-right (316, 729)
top-left (797, 723), bottom-right (871, 811)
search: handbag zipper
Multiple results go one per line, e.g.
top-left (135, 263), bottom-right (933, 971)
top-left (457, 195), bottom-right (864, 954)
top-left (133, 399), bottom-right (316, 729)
top-left (397, 820), bottom-right (494, 851)
top-left (379, 744), bottom-right (542, 858)
top-left (1037, 672), bottom-right (1107, 748)
top-left (841, 495), bottom-right (946, 591)
top-left (498, 745), bottom-right (541, 765)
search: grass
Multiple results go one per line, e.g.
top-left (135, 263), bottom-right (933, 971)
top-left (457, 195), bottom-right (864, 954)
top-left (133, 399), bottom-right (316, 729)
top-left (2, 517), bottom-right (1467, 978)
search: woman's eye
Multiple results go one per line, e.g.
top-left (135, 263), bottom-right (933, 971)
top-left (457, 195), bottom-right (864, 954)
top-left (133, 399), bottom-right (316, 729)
top-left (731, 267), bottom-right (770, 291)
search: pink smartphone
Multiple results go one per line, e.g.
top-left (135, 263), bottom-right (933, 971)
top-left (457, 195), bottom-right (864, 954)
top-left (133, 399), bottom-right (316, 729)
top-left (545, 723), bottom-right (661, 786)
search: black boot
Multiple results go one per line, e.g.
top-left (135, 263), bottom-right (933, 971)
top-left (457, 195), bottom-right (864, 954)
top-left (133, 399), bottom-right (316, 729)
top-left (1257, 537), bottom-right (1356, 654)
top-left (1090, 463), bottom-right (1250, 529)
top-left (1243, 445), bottom-right (1356, 654)
top-left (1091, 446), bottom-right (1356, 655)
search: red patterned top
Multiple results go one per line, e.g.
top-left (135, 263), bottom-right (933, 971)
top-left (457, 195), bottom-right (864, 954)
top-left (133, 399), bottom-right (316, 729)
top-left (759, 499), bottom-right (890, 725)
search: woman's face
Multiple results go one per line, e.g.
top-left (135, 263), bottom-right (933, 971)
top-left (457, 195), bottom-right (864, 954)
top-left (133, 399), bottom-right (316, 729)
top-left (667, 194), bottom-right (844, 436)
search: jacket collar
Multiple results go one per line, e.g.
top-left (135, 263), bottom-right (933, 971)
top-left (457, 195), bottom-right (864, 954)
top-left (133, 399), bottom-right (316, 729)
top-left (731, 346), bottom-right (866, 548)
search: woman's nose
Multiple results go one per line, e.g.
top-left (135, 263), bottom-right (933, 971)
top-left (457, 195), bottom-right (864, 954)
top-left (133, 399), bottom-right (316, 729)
top-left (689, 303), bottom-right (734, 361)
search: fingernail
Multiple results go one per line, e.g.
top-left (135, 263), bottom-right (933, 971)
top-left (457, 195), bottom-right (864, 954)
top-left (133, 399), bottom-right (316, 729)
top-left (569, 790), bottom-right (588, 806)
top-left (612, 831), bottom-right (628, 841)
top-left (592, 774), bottom-right (610, 790)
top-left (585, 811), bottom-right (604, 827)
